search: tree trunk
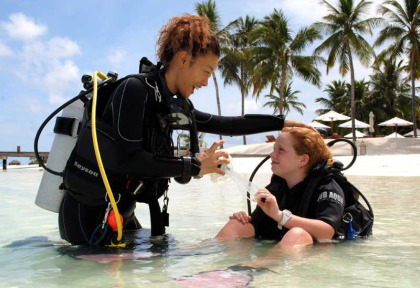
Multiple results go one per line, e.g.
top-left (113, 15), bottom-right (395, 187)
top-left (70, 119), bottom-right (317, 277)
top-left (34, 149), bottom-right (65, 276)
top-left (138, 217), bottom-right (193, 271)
top-left (242, 91), bottom-right (247, 145)
top-left (347, 42), bottom-right (357, 143)
top-left (411, 50), bottom-right (418, 138)
top-left (212, 72), bottom-right (224, 147)
top-left (241, 64), bottom-right (247, 145)
top-left (279, 64), bottom-right (287, 115)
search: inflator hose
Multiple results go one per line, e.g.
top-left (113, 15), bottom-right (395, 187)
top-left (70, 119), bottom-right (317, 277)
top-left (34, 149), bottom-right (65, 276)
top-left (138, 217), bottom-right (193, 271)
top-left (92, 71), bottom-right (125, 247)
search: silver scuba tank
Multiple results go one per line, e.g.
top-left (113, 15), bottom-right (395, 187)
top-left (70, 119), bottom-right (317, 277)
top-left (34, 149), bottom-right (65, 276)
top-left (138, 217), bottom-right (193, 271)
top-left (34, 71), bottom-right (118, 213)
top-left (35, 99), bottom-right (86, 212)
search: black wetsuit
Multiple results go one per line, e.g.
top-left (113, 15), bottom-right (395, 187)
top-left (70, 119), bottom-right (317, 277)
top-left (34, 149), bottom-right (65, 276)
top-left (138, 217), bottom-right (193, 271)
top-left (59, 68), bottom-right (285, 245)
top-left (250, 174), bottom-right (345, 240)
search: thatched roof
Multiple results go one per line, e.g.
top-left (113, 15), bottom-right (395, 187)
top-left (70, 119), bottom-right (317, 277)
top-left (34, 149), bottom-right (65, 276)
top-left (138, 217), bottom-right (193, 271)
top-left (9, 160), bottom-right (21, 165)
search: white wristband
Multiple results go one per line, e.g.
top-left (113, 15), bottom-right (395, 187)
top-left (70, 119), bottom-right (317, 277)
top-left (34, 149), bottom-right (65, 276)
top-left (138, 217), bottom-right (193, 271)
top-left (277, 209), bottom-right (292, 230)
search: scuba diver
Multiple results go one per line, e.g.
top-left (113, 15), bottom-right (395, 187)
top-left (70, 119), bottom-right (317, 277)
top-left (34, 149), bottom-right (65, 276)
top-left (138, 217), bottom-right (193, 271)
top-left (53, 15), bottom-right (316, 246)
top-left (216, 127), bottom-right (373, 245)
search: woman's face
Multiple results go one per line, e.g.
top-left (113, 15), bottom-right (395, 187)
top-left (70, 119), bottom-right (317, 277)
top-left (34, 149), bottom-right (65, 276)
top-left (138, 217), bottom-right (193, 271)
top-left (270, 132), bottom-right (304, 179)
top-left (175, 52), bottom-right (219, 98)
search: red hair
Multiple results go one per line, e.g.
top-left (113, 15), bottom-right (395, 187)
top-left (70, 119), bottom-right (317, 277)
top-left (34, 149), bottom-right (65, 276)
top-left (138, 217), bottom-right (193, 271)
top-left (282, 127), bottom-right (331, 170)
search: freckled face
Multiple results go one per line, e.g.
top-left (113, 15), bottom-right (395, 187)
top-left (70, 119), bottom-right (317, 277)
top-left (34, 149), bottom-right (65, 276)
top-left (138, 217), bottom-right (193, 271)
top-left (176, 53), bottom-right (219, 98)
top-left (270, 133), bottom-right (302, 178)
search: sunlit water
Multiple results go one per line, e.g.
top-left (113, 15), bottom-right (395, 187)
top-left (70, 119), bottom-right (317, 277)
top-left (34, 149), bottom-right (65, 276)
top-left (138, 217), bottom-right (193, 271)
top-left (0, 165), bottom-right (419, 288)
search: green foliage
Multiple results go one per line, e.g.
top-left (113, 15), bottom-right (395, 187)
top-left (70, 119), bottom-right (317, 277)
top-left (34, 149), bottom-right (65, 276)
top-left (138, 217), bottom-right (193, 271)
top-left (313, 0), bottom-right (382, 141)
top-left (263, 82), bottom-right (306, 115)
top-left (313, 0), bottom-right (382, 76)
top-left (28, 156), bottom-right (40, 165)
top-left (374, 0), bottom-right (420, 135)
top-left (316, 80), bottom-right (348, 115)
top-left (190, 1), bottom-right (419, 139)
top-left (249, 9), bottom-right (322, 114)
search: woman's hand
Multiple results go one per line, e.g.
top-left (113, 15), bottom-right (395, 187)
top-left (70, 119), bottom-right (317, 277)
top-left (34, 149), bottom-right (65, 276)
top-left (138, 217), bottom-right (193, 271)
top-left (197, 140), bottom-right (229, 177)
top-left (284, 120), bottom-right (318, 133)
top-left (229, 211), bottom-right (251, 224)
top-left (255, 189), bottom-right (282, 223)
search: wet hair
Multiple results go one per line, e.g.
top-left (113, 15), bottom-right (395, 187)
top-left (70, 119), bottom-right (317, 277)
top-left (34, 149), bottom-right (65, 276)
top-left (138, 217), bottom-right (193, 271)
top-left (282, 127), bottom-right (332, 171)
top-left (157, 14), bottom-right (220, 64)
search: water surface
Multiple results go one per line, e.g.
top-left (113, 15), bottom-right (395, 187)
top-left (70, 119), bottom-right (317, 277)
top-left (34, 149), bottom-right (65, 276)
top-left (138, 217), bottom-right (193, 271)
top-left (0, 168), bottom-right (419, 287)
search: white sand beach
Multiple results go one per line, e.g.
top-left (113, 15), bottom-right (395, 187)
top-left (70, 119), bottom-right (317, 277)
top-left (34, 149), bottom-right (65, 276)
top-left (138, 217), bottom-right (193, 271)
top-left (3, 138), bottom-right (420, 177)
top-left (225, 137), bottom-right (420, 177)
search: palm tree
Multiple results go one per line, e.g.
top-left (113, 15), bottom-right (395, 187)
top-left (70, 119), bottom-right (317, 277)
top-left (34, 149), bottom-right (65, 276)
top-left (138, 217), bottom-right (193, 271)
top-left (263, 82), bottom-right (307, 115)
top-left (367, 59), bottom-right (412, 125)
top-left (315, 80), bottom-right (348, 115)
top-left (250, 9), bottom-right (322, 114)
top-left (345, 79), bottom-right (370, 120)
top-left (178, 132), bottom-right (207, 154)
top-left (374, 0), bottom-right (420, 137)
top-left (313, 0), bottom-right (383, 142)
top-left (218, 15), bottom-right (258, 144)
top-left (195, 0), bottom-right (224, 144)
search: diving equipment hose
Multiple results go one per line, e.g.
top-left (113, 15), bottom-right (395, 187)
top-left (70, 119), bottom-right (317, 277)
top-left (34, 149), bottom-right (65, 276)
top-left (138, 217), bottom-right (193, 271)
top-left (92, 71), bottom-right (125, 247)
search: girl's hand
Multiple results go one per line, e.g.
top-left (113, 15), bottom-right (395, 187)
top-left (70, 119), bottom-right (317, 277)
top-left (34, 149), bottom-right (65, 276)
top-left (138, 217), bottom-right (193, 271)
top-left (229, 211), bottom-right (251, 224)
top-left (255, 189), bottom-right (282, 223)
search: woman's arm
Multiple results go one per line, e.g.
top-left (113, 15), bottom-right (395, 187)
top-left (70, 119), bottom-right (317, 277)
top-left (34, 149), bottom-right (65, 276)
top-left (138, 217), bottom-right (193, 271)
top-left (194, 110), bottom-right (284, 136)
top-left (194, 110), bottom-right (317, 135)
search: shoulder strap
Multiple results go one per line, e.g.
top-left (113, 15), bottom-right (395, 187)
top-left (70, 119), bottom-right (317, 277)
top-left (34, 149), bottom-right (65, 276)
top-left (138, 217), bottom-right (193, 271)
top-left (296, 170), bottom-right (327, 217)
top-left (296, 161), bottom-right (346, 217)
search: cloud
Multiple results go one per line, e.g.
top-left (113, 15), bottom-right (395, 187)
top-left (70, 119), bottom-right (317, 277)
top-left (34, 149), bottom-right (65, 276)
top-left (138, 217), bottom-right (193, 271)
top-left (47, 37), bottom-right (81, 58)
top-left (21, 36), bottom-right (80, 64)
top-left (107, 48), bottom-right (126, 68)
top-left (0, 40), bottom-right (13, 56)
top-left (240, 0), bottom-right (327, 26)
top-left (23, 96), bottom-right (48, 113)
top-left (18, 38), bottom-right (81, 105)
top-left (0, 12), bottom-right (82, 107)
top-left (281, 0), bottom-right (328, 25)
top-left (43, 60), bottom-right (80, 104)
top-left (245, 98), bottom-right (264, 113)
top-left (1, 13), bottom-right (47, 42)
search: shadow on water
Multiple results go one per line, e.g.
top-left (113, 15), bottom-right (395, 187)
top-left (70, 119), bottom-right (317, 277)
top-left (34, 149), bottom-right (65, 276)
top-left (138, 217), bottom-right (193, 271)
top-left (5, 236), bottom-right (53, 248)
top-left (3, 228), bottom-right (227, 265)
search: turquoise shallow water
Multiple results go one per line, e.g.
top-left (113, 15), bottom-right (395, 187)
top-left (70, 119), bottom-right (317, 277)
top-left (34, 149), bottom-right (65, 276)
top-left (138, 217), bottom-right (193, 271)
top-left (0, 167), bottom-right (419, 287)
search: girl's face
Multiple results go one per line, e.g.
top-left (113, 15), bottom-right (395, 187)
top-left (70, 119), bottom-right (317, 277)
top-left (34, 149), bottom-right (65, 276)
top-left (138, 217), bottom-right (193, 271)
top-left (175, 52), bottom-right (219, 98)
top-left (270, 132), bottom-right (305, 179)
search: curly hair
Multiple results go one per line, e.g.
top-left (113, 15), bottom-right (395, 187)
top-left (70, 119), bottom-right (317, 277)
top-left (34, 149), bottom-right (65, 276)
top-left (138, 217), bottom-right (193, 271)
top-left (282, 127), bottom-right (332, 170)
top-left (157, 14), bottom-right (220, 64)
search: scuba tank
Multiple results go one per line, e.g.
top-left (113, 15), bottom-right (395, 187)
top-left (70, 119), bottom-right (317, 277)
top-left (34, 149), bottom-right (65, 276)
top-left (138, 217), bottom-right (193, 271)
top-left (35, 99), bottom-right (85, 212)
top-left (34, 74), bottom-right (115, 212)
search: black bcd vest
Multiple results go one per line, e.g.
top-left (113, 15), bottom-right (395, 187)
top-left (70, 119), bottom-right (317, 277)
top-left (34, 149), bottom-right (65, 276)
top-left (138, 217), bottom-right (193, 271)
top-left (63, 72), bottom-right (172, 207)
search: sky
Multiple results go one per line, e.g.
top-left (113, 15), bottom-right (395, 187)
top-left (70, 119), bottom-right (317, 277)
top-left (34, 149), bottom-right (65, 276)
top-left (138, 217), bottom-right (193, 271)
top-left (0, 0), bottom-right (403, 164)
